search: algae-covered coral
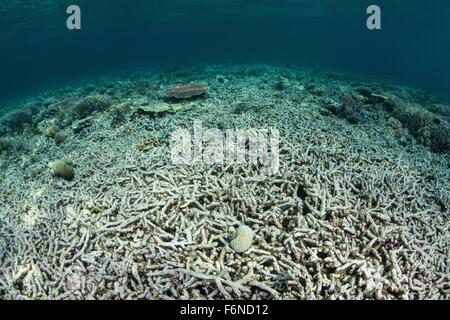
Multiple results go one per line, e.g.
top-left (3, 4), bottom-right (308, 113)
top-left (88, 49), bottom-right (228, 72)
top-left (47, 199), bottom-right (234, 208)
top-left (50, 158), bottom-right (74, 180)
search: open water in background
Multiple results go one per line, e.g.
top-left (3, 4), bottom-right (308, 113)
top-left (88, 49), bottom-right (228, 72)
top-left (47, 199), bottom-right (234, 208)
top-left (0, 0), bottom-right (449, 106)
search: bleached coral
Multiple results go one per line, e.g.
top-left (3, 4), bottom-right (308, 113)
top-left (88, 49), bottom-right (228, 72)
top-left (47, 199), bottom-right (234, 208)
top-left (230, 225), bottom-right (254, 253)
top-left (0, 64), bottom-right (448, 300)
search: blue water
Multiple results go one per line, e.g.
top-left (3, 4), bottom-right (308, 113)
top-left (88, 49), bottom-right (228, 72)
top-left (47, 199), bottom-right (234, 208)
top-left (0, 0), bottom-right (449, 105)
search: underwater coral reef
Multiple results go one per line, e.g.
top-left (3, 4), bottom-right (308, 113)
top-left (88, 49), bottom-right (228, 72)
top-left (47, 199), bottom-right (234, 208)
top-left (0, 64), bottom-right (448, 300)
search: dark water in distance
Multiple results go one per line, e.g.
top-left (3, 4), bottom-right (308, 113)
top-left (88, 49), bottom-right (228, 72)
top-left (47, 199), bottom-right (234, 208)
top-left (0, 0), bottom-right (449, 106)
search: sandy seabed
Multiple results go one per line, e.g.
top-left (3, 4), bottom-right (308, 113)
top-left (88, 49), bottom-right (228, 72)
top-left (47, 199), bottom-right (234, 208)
top-left (0, 64), bottom-right (448, 299)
